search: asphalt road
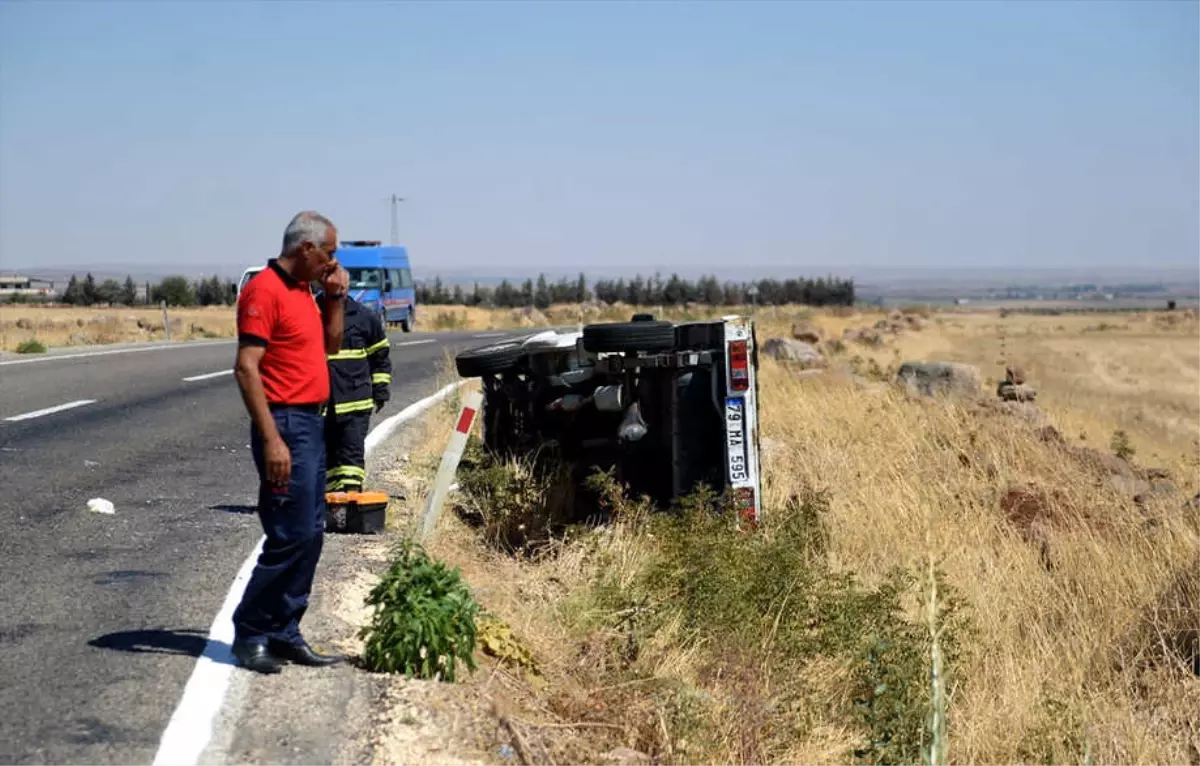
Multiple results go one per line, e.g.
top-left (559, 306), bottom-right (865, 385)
top-left (0, 329), bottom-right (507, 765)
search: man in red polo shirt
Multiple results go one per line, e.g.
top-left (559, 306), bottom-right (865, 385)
top-left (230, 210), bottom-right (350, 674)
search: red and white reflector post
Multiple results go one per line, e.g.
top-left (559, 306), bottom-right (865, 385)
top-left (417, 389), bottom-right (483, 542)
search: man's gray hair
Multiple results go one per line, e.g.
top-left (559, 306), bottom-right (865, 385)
top-left (281, 211), bottom-right (335, 256)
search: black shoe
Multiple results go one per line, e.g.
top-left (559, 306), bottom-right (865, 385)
top-left (268, 639), bottom-right (345, 667)
top-left (231, 641), bottom-right (285, 674)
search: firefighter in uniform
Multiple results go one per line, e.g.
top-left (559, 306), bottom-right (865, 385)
top-left (319, 294), bottom-right (391, 492)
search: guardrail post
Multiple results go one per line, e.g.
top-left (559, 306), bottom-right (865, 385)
top-left (417, 389), bottom-right (482, 542)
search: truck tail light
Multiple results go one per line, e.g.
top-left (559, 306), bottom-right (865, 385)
top-left (729, 340), bottom-right (749, 392)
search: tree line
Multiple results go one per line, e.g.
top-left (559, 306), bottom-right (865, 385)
top-left (53, 273), bottom-right (237, 307)
top-left (416, 272), bottom-right (855, 309)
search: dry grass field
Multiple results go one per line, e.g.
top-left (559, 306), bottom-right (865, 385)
top-left (0, 305), bottom-right (237, 352)
top-left (376, 306), bottom-right (1199, 765)
top-left (1, 301), bottom-right (715, 352)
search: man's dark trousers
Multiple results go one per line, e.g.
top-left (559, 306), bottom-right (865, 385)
top-left (233, 404), bottom-right (326, 648)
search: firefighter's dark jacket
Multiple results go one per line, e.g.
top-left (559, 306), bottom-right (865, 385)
top-left (317, 294), bottom-right (391, 416)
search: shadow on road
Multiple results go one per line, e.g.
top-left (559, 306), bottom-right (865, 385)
top-left (211, 503), bottom-right (257, 515)
top-left (89, 628), bottom-right (234, 665)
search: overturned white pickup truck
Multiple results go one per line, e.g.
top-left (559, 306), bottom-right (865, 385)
top-left (454, 314), bottom-right (764, 522)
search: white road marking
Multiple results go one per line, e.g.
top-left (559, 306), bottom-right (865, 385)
top-left (4, 399), bottom-right (97, 422)
top-left (182, 370), bottom-right (234, 382)
top-left (472, 332), bottom-right (506, 338)
top-left (153, 379), bottom-right (467, 766)
top-left (394, 339), bottom-right (436, 347)
top-left (0, 340), bottom-right (234, 367)
top-left (151, 536), bottom-right (263, 766)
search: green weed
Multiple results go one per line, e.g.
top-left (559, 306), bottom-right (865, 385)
top-left (455, 436), bottom-right (584, 555)
top-left (570, 483), bottom-right (970, 765)
top-left (1110, 429), bottom-right (1136, 461)
top-left (359, 537), bottom-right (480, 681)
top-left (15, 339), bottom-right (46, 354)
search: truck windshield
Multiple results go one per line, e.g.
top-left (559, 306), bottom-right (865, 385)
top-left (347, 268), bottom-right (382, 289)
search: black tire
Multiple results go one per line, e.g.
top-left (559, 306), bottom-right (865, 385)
top-left (455, 340), bottom-right (524, 377)
top-left (582, 320), bottom-right (676, 353)
top-left (400, 309), bottom-right (413, 333)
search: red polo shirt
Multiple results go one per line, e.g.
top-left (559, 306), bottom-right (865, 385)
top-left (237, 259), bottom-right (330, 406)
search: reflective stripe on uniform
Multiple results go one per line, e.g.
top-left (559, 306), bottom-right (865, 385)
top-left (327, 477), bottom-right (364, 491)
top-left (371, 372), bottom-right (391, 384)
top-left (327, 348), bottom-right (368, 361)
top-left (328, 465), bottom-right (366, 479)
top-left (366, 338), bottom-right (390, 355)
top-left (333, 399), bottom-right (374, 415)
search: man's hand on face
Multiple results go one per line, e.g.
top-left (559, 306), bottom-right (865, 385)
top-left (322, 261), bottom-right (350, 298)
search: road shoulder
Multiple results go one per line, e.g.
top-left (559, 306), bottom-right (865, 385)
top-left (206, 393), bottom-right (495, 766)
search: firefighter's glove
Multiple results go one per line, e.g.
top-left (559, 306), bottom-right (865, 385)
top-left (374, 399), bottom-right (387, 414)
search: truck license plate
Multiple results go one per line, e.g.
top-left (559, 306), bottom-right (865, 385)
top-left (725, 397), bottom-right (748, 483)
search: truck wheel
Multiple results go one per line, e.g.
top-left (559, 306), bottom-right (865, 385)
top-left (455, 340), bottom-right (524, 377)
top-left (582, 320), bottom-right (676, 353)
top-left (400, 310), bottom-right (413, 333)
top-left (379, 306), bottom-right (390, 329)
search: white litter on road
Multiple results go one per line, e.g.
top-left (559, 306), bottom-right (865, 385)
top-left (153, 380), bottom-right (467, 766)
top-left (87, 498), bottom-right (115, 515)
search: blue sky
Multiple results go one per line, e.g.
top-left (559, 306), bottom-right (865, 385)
top-left (0, 0), bottom-right (1196, 278)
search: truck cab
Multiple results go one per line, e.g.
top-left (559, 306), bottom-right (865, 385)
top-left (335, 241), bottom-right (417, 332)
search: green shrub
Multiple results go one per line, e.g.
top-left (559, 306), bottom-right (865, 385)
top-left (1111, 429), bottom-right (1135, 461)
top-left (456, 436), bottom-right (581, 554)
top-left (359, 537), bottom-right (480, 681)
top-left (578, 484), bottom-right (971, 765)
top-left (15, 339), bottom-right (46, 354)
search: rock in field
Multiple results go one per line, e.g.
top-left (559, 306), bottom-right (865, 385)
top-left (895, 361), bottom-right (981, 398)
top-left (601, 748), bottom-right (652, 766)
top-left (762, 338), bottom-right (825, 369)
top-left (843, 327), bottom-right (885, 346)
top-left (997, 382), bottom-right (1037, 402)
top-left (791, 323), bottom-right (824, 344)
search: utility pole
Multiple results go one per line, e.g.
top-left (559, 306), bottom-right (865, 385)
top-left (388, 193), bottom-right (406, 245)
